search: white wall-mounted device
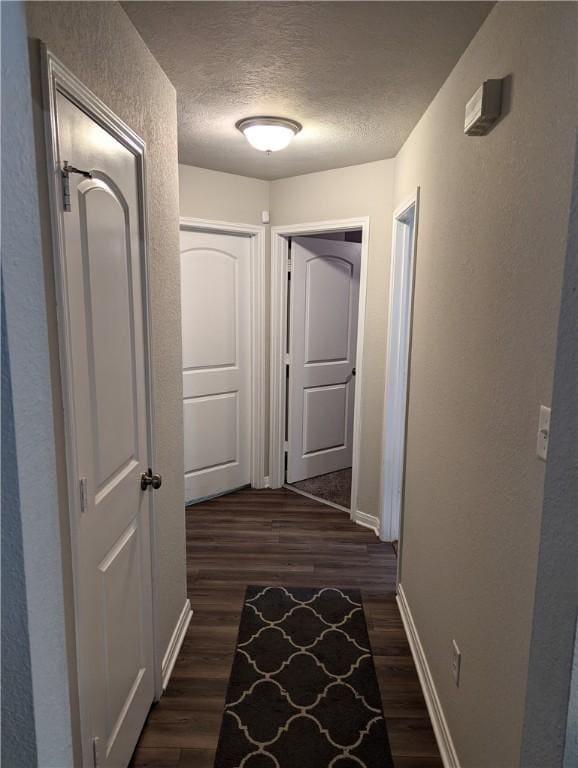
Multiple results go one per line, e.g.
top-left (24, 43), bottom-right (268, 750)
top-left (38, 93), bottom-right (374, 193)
top-left (464, 79), bottom-right (503, 136)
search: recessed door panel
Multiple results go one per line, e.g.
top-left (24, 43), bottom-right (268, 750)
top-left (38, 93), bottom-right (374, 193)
top-left (81, 183), bottom-right (139, 492)
top-left (180, 229), bottom-right (251, 502)
top-left (305, 257), bottom-right (352, 364)
top-left (303, 383), bottom-right (348, 455)
top-left (184, 392), bottom-right (238, 474)
top-left (287, 237), bottom-right (360, 484)
top-left (98, 521), bottom-right (143, 748)
top-left (181, 249), bottom-right (237, 370)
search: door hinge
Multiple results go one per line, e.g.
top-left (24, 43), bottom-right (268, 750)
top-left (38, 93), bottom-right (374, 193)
top-left (92, 736), bottom-right (100, 768)
top-left (284, 353), bottom-right (291, 365)
top-left (284, 440), bottom-right (289, 453)
top-left (61, 168), bottom-right (71, 211)
top-left (287, 256), bottom-right (292, 273)
top-left (61, 161), bottom-right (93, 212)
top-left (79, 477), bottom-right (88, 514)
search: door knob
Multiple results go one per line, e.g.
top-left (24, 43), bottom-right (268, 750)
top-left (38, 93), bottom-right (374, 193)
top-left (141, 467), bottom-right (162, 490)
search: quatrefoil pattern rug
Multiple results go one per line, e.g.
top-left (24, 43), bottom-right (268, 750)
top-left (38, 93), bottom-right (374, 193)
top-left (214, 585), bottom-right (393, 768)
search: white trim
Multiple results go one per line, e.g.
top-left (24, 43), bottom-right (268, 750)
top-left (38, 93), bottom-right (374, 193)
top-left (379, 190), bottom-right (420, 565)
top-left (179, 216), bottom-right (265, 239)
top-left (352, 510), bottom-right (380, 536)
top-left (269, 231), bottom-right (290, 488)
top-left (269, 218), bottom-right (370, 530)
top-left (41, 48), bottom-right (161, 764)
top-left (161, 599), bottom-right (193, 691)
top-left (283, 484), bottom-right (350, 513)
top-left (397, 583), bottom-right (460, 768)
top-left (179, 217), bottom-right (267, 489)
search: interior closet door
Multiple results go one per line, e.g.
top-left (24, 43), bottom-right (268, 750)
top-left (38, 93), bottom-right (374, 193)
top-left (180, 229), bottom-right (252, 502)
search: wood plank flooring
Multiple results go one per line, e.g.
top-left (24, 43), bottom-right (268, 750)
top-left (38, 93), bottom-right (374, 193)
top-left (131, 487), bottom-right (442, 768)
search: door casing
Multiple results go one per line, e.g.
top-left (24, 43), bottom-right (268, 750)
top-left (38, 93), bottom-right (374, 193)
top-left (41, 48), bottom-right (160, 765)
top-left (270, 218), bottom-right (370, 529)
top-left (179, 217), bottom-right (267, 492)
top-left (380, 190), bottom-right (420, 585)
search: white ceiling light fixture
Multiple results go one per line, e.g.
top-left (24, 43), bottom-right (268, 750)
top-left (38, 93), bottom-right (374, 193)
top-left (236, 116), bottom-right (302, 154)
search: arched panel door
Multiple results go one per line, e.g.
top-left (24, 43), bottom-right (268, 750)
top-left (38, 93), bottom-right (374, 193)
top-left (56, 91), bottom-right (154, 768)
top-left (288, 237), bottom-right (361, 484)
top-left (180, 230), bottom-right (251, 502)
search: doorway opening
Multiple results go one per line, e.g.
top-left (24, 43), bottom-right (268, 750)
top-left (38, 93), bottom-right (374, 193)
top-left (285, 231), bottom-right (362, 511)
top-left (270, 218), bottom-right (370, 527)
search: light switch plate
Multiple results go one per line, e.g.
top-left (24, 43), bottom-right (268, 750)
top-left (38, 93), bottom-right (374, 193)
top-left (536, 405), bottom-right (551, 461)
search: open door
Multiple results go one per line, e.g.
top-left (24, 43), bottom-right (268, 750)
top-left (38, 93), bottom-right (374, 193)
top-left (287, 237), bottom-right (360, 484)
top-left (45, 55), bottom-right (156, 768)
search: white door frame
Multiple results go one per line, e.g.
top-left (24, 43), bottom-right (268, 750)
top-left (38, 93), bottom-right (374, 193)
top-left (179, 217), bottom-right (267, 490)
top-left (41, 48), bottom-right (162, 764)
top-left (270, 217), bottom-right (370, 524)
top-left (379, 189), bottom-right (420, 552)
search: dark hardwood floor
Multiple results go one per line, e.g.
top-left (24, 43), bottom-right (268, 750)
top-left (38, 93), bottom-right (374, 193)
top-left (131, 487), bottom-right (442, 768)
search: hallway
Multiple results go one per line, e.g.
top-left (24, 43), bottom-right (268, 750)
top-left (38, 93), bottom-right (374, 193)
top-left (131, 488), bottom-right (442, 767)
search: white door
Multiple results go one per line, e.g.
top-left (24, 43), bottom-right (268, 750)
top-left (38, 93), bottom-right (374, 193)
top-left (56, 92), bottom-right (155, 768)
top-left (287, 237), bottom-right (361, 484)
top-left (180, 229), bottom-right (252, 502)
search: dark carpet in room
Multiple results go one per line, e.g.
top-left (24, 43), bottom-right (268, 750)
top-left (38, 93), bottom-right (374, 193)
top-left (214, 585), bottom-right (394, 768)
top-left (290, 468), bottom-right (352, 509)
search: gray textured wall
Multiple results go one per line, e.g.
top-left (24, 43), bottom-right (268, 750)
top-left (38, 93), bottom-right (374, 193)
top-left (179, 159), bottom-right (394, 510)
top-left (179, 164), bottom-right (270, 226)
top-left (522, 131), bottom-right (578, 768)
top-left (270, 160), bottom-right (395, 518)
top-left (2, 10), bottom-right (37, 763)
top-left (1, 284), bottom-right (38, 766)
top-left (2, 2), bottom-right (76, 763)
top-left (393, 3), bottom-right (578, 765)
top-left (25, 0), bottom-right (186, 697)
top-left (564, 617), bottom-right (578, 767)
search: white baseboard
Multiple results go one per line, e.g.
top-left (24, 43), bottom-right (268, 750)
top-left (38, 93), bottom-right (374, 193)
top-left (353, 509), bottom-right (380, 536)
top-left (161, 599), bottom-right (192, 691)
top-left (397, 583), bottom-right (460, 768)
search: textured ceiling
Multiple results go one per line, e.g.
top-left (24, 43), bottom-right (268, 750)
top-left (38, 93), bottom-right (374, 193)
top-left (123, 1), bottom-right (493, 180)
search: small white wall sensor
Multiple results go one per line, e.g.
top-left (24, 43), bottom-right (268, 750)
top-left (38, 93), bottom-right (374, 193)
top-left (464, 79), bottom-right (503, 136)
top-left (261, 210), bottom-right (270, 224)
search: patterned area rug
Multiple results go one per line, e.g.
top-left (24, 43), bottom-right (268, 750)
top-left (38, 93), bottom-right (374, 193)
top-left (214, 585), bottom-right (394, 768)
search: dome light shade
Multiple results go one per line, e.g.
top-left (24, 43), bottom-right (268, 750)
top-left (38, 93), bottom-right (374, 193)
top-left (236, 117), bottom-right (302, 153)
